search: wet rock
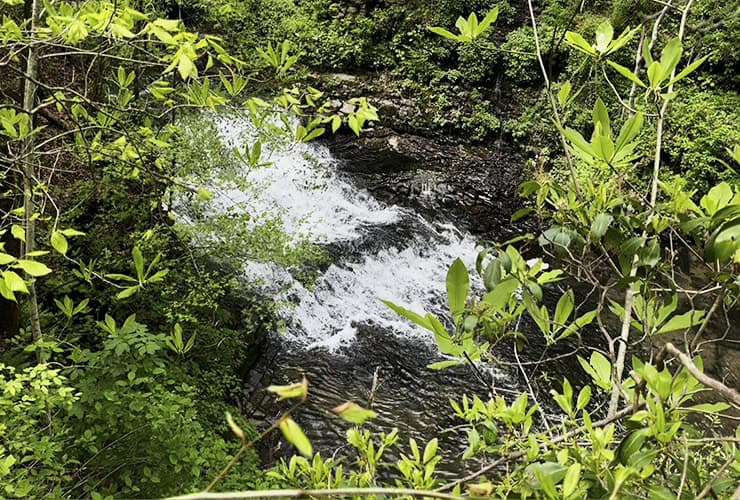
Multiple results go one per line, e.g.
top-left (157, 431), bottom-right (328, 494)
top-left (322, 126), bottom-right (525, 237)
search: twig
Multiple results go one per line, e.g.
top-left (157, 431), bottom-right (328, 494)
top-left (663, 343), bottom-right (740, 407)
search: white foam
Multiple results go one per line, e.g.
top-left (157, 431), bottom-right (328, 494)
top-left (187, 114), bottom-right (484, 350)
top-left (211, 115), bottom-right (399, 244)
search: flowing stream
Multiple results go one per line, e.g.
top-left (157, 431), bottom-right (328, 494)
top-left (192, 115), bottom-right (566, 475)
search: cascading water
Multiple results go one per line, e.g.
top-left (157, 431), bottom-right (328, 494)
top-left (186, 114), bottom-right (531, 474)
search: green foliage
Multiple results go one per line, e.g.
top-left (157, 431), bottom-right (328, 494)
top-left (0, 364), bottom-right (76, 498)
top-left (663, 88), bottom-right (740, 193)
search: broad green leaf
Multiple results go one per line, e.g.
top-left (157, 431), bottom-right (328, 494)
top-left (427, 314), bottom-right (454, 354)
top-left (279, 417), bottom-right (313, 457)
top-left (562, 463), bottom-right (581, 497)
top-left (557, 80), bottom-right (572, 107)
top-left (51, 230), bottom-right (68, 255)
top-left (615, 112), bottom-right (644, 152)
top-left (656, 310), bottom-right (705, 334)
top-left (560, 126), bottom-right (594, 157)
top-left (132, 247), bottom-right (145, 281)
top-left (0, 253), bottom-right (15, 265)
top-left (428, 26), bottom-right (461, 42)
top-left (423, 438), bottom-right (439, 463)
top-left (11, 224), bottom-right (25, 242)
top-left (576, 385), bottom-right (591, 410)
top-left (647, 60), bottom-right (665, 89)
top-left (446, 258), bottom-right (470, 319)
top-left (592, 134), bottom-right (614, 162)
top-left (13, 259), bottom-right (52, 277)
top-left (607, 60), bottom-right (647, 87)
top-left (660, 37), bottom-right (683, 76)
top-left (478, 6), bottom-right (499, 34)
top-left (3, 270), bottom-right (28, 293)
top-left (382, 300), bottom-right (432, 331)
top-left (667, 55), bottom-right (708, 87)
top-left (511, 207), bottom-right (534, 221)
top-left (116, 286), bottom-right (139, 299)
top-left (331, 115), bottom-right (341, 133)
top-left (590, 351), bottom-right (611, 384)
top-left (593, 98), bottom-right (611, 138)
top-left (706, 221), bottom-right (740, 262)
top-left (427, 359), bottom-right (464, 370)
top-left (565, 31), bottom-right (596, 56)
top-left (177, 54), bottom-right (197, 80)
top-left (267, 378), bottom-right (308, 400)
top-left (590, 213), bottom-right (613, 239)
top-left (332, 401), bottom-right (377, 424)
top-left (559, 309), bottom-right (597, 340)
top-left (620, 236), bottom-right (647, 259)
top-left (481, 277), bottom-right (519, 312)
top-left (554, 289), bottom-right (574, 327)
top-left (594, 21), bottom-right (614, 53)
top-left (687, 402), bottom-right (730, 413)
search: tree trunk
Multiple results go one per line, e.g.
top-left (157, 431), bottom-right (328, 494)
top-left (21, 0), bottom-right (44, 359)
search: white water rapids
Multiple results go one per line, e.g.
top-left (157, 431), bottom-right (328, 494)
top-left (202, 115), bottom-right (483, 350)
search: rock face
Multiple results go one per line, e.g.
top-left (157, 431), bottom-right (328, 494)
top-left (323, 126), bottom-right (525, 237)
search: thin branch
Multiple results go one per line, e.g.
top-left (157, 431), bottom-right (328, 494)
top-left (663, 342), bottom-right (740, 407)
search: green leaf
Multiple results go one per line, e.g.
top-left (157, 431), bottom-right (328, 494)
top-left (576, 385), bottom-right (591, 410)
top-left (279, 417), bottom-right (313, 457)
top-left (592, 98), bottom-right (611, 138)
top-left (51, 230), bottom-right (68, 255)
top-left (512, 207), bottom-right (534, 221)
top-left (428, 26), bottom-right (461, 42)
top-left (226, 412), bottom-right (246, 442)
top-left (559, 309), bottom-right (597, 340)
top-left (267, 378), bottom-right (308, 400)
top-left (132, 247), bottom-right (145, 281)
top-left (3, 270), bottom-right (28, 293)
top-left (667, 55), bottom-right (708, 86)
top-left (197, 187), bottom-right (213, 201)
top-left (647, 60), bottom-right (665, 89)
top-left (590, 213), bottom-right (614, 240)
top-left (554, 290), bottom-right (574, 327)
top-left (562, 463), bottom-right (581, 497)
top-left (620, 236), bottom-right (647, 259)
top-left (446, 258), bottom-right (470, 319)
top-left (427, 359), bottom-right (464, 370)
top-left (11, 224), bottom-right (25, 242)
top-left (0, 253), bottom-right (16, 265)
top-left (481, 278), bottom-right (519, 312)
top-left (477, 6), bottom-right (499, 35)
top-left (656, 310), bottom-right (705, 334)
top-left (332, 401), bottom-right (377, 424)
top-left (331, 115), bottom-right (341, 133)
top-left (594, 21), bottom-right (614, 54)
top-left (607, 60), bottom-right (647, 87)
top-left (615, 112), bottom-right (644, 152)
top-left (116, 286), bottom-right (139, 299)
top-left (382, 300), bottom-right (432, 331)
top-left (177, 54), bottom-right (197, 80)
top-left (660, 37), bottom-right (683, 76)
top-left (13, 259), bottom-right (52, 277)
top-left (557, 80), bottom-right (572, 107)
top-left (565, 31), bottom-right (596, 56)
